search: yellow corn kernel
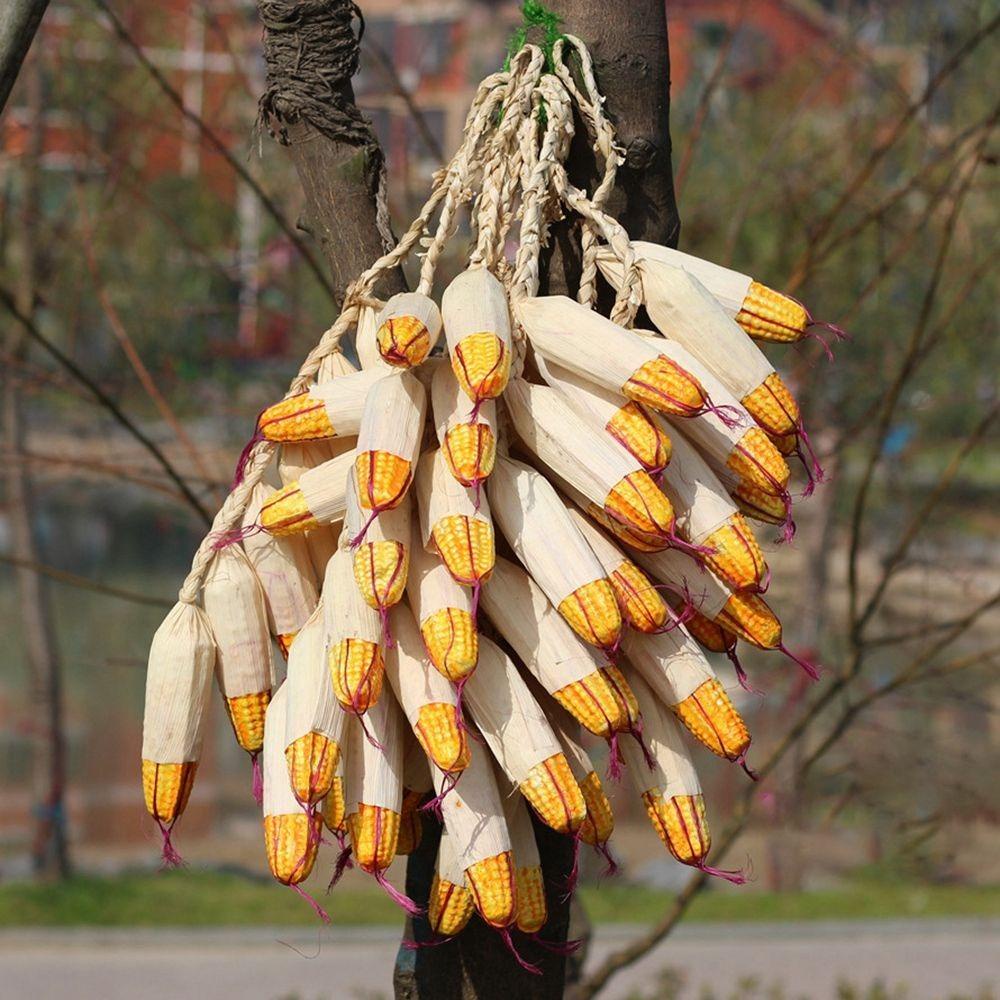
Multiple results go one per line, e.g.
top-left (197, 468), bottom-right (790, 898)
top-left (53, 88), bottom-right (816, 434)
top-left (770, 431), bottom-right (798, 457)
top-left (741, 372), bottom-right (800, 441)
top-left (225, 691), bottom-right (271, 754)
top-left (348, 803), bottom-right (400, 873)
top-left (519, 753), bottom-right (587, 834)
top-left (602, 662), bottom-right (641, 728)
top-left (642, 791), bottom-right (711, 865)
top-left (604, 471), bottom-right (675, 546)
top-left (553, 669), bottom-right (628, 739)
top-left (515, 865), bottom-right (547, 934)
top-left (466, 850), bottom-right (516, 928)
top-left (355, 451), bottom-right (412, 512)
top-left (733, 483), bottom-right (789, 525)
top-left (276, 632), bottom-right (296, 659)
top-left (589, 503), bottom-right (664, 553)
top-left (260, 483), bottom-right (320, 536)
top-left (420, 608), bottom-right (478, 682)
top-left (323, 776), bottom-right (346, 834)
top-left (736, 281), bottom-right (808, 343)
top-left (558, 579), bottom-right (622, 650)
top-left (610, 560), bottom-right (669, 633)
top-left (715, 591), bottom-right (782, 649)
top-left (431, 515), bottom-right (495, 586)
top-left (703, 514), bottom-right (767, 593)
top-left (257, 392), bottom-right (335, 443)
top-left (672, 678), bottom-right (750, 761)
top-left (443, 422), bottom-right (496, 487)
top-left (353, 541), bottom-right (409, 611)
top-left (264, 811), bottom-right (322, 885)
top-left (607, 401), bottom-right (672, 474)
top-left (451, 332), bottom-right (511, 401)
top-left (579, 770), bottom-right (615, 847)
top-left (396, 789), bottom-right (425, 856)
top-left (414, 703), bottom-right (470, 774)
top-left (685, 610), bottom-right (735, 654)
top-left (329, 639), bottom-right (384, 714)
top-left (726, 427), bottom-right (790, 496)
top-left (285, 732), bottom-right (340, 806)
top-left (623, 356), bottom-right (708, 417)
top-left (377, 315), bottom-right (431, 368)
top-left (142, 760), bottom-right (197, 823)
top-left (429, 872), bottom-right (474, 936)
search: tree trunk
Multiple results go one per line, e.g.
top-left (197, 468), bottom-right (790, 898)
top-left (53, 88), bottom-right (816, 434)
top-left (0, 0), bottom-right (48, 115)
top-left (2, 50), bottom-right (71, 880)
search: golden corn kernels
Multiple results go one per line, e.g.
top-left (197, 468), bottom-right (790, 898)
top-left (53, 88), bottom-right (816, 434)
top-left (353, 541), bottom-right (409, 611)
top-left (451, 332), bottom-right (511, 401)
top-left (520, 753), bottom-right (587, 835)
top-left (579, 770), bottom-right (615, 847)
top-left (742, 372), bottom-right (800, 441)
top-left (258, 393), bottom-right (335, 443)
top-left (323, 776), bottom-right (346, 834)
top-left (553, 670), bottom-right (628, 738)
top-left (396, 789), bottom-right (425, 856)
top-left (685, 610), bottom-right (735, 654)
top-left (285, 732), bottom-right (339, 806)
top-left (466, 850), bottom-right (517, 928)
top-left (264, 812), bottom-right (322, 885)
top-left (277, 632), bottom-right (296, 659)
top-left (736, 281), bottom-right (808, 343)
top-left (623, 356), bottom-right (708, 417)
top-left (672, 678), bottom-right (750, 761)
top-left (716, 591), bottom-right (782, 649)
top-left (734, 485), bottom-right (790, 526)
top-left (607, 401), bottom-right (672, 474)
top-left (414, 702), bottom-right (470, 774)
top-left (604, 472), bottom-right (676, 546)
top-left (703, 514), bottom-right (767, 593)
top-left (225, 691), bottom-right (271, 754)
top-left (420, 608), bottom-right (478, 682)
top-left (260, 483), bottom-right (320, 536)
top-left (770, 430), bottom-right (798, 458)
top-left (602, 662), bottom-right (641, 727)
top-left (142, 760), bottom-right (197, 823)
top-left (429, 873), bottom-right (474, 936)
top-left (558, 579), bottom-right (623, 650)
top-left (330, 639), bottom-right (384, 714)
top-left (377, 316), bottom-right (431, 368)
top-left (515, 865), bottom-right (547, 934)
top-left (432, 515), bottom-right (495, 586)
top-left (726, 427), bottom-right (790, 496)
top-left (611, 560), bottom-right (670, 633)
top-left (443, 422), bottom-right (496, 487)
top-left (643, 791), bottom-right (711, 865)
top-left (591, 503), bottom-right (664, 553)
top-left (348, 804), bottom-right (400, 873)
top-left (355, 451), bottom-right (412, 512)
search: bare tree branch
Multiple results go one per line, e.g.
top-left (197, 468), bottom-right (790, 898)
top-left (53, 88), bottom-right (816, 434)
top-left (0, 0), bottom-right (48, 113)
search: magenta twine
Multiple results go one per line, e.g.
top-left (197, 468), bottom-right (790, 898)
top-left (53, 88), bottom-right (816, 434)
top-left (402, 935), bottom-right (451, 950)
top-left (736, 744), bottom-right (760, 782)
top-left (779, 643), bottom-right (821, 681)
top-left (596, 840), bottom-right (619, 877)
top-left (349, 507), bottom-right (380, 549)
top-left (251, 752), bottom-right (264, 806)
top-left (630, 718), bottom-right (657, 771)
top-left (529, 932), bottom-right (582, 955)
top-left (291, 882), bottom-right (331, 922)
top-left (379, 605), bottom-right (395, 650)
top-left (757, 564), bottom-right (772, 594)
top-left (562, 829), bottom-right (583, 898)
top-left (327, 845), bottom-right (354, 892)
top-left (606, 732), bottom-right (624, 782)
top-left (667, 531), bottom-right (716, 563)
top-left (156, 819), bottom-right (184, 869)
top-left (795, 419), bottom-right (826, 495)
top-left (499, 927), bottom-right (542, 975)
top-left (420, 771), bottom-right (457, 816)
top-left (472, 479), bottom-right (483, 512)
top-left (697, 861), bottom-right (748, 886)
top-left (356, 711), bottom-right (385, 752)
top-left (232, 427), bottom-right (265, 489)
top-left (705, 399), bottom-right (744, 430)
top-left (210, 522), bottom-right (261, 552)
top-left (727, 648), bottom-right (764, 696)
top-left (470, 580), bottom-right (481, 623)
top-left (375, 868), bottom-right (423, 916)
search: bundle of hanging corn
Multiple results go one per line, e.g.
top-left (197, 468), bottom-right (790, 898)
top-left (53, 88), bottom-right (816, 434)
top-left (141, 28), bottom-right (842, 958)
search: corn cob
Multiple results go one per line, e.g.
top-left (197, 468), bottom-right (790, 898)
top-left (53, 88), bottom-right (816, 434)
top-left (736, 280), bottom-right (809, 343)
top-left (142, 760), bottom-right (197, 825)
top-left (262, 685), bottom-right (322, 885)
top-left (741, 372), bottom-right (801, 449)
top-left (733, 481), bottom-right (792, 526)
top-left (255, 368), bottom-right (385, 443)
top-left (429, 829), bottom-right (475, 936)
top-left (283, 604), bottom-right (345, 805)
top-left (489, 456), bottom-right (622, 652)
top-left (375, 291), bottom-right (442, 369)
top-left (642, 789), bottom-right (711, 866)
top-left (466, 850), bottom-right (518, 929)
top-left (396, 788), bottom-right (425, 856)
top-left (323, 773), bottom-right (346, 835)
top-left (496, 769), bottom-right (547, 934)
top-left (354, 371), bottom-right (426, 522)
top-left (442, 268), bottom-right (513, 403)
top-left (348, 803), bottom-right (400, 872)
top-left (725, 426), bottom-right (791, 498)
top-left (385, 604), bottom-right (469, 775)
top-left (432, 363), bottom-right (497, 490)
top-left (480, 557), bottom-right (628, 738)
top-left (260, 450), bottom-right (355, 537)
top-left (685, 608), bottom-right (734, 654)
top-left (407, 540), bottom-right (478, 682)
top-left (416, 448), bottom-right (495, 590)
top-left (203, 547), bottom-right (275, 754)
top-left (324, 546), bottom-right (385, 714)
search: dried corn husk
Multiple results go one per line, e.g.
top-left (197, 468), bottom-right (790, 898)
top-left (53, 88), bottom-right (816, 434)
top-left (634, 547), bottom-right (731, 619)
top-left (402, 729), bottom-right (434, 795)
top-left (622, 622), bottom-right (715, 709)
top-left (356, 304), bottom-right (394, 372)
top-left (344, 691), bottom-right (405, 816)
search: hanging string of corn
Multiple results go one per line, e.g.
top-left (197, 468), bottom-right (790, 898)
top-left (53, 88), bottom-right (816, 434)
top-left (140, 19), bottom-right (842, 961)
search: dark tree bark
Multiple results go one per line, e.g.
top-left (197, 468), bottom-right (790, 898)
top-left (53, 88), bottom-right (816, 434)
top-left (0, 0), bottom-right (48, 115)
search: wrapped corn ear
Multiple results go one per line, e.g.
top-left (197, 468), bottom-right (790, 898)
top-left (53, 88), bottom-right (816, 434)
top-left (429, 829), bottom-right (475, 936)
top-left (432, 362), bottom-right (497, 491)
top-left (260, 449), bottom-right (356, 538)
top-left (375, 291), bottom-right (442, 369)
top-left (495, 765), bottom-right (547, 935)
